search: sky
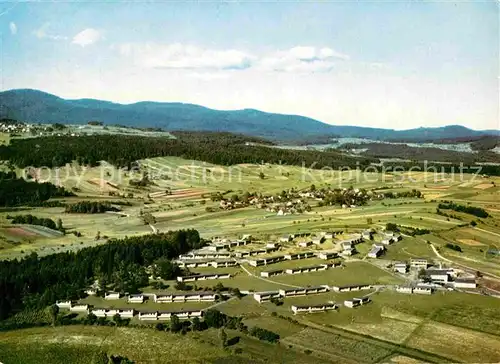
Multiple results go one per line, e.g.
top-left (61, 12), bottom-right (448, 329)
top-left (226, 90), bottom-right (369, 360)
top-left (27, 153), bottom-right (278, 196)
top-left (0, 1), bottom-right (498, 130)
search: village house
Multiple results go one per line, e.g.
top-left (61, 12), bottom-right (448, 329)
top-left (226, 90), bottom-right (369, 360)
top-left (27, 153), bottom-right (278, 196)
top-left (453, 277), bottom-right (477, 289)
top-left (331, 284), bottom-right (372, 292)
top-left (394, 262), bottom-right (409, 274)
top-left (413, 285), bottom-right (433, 295)
top-left (279, 286), bottom-right (328, 297)
top-left (104, 292), bottom-right (121, 300)
top-left (279, 234), bottom-right (292, 243)
top-left (156, 292), bottom-right (218, 302)
top-left (312, 237), bottom-right (324, 245)
top-left (317, 251), bottom-right (338, 260)
top-left (260, 269), bottom-right (284, 278)
top-left (69, 304), bottom-right (89, 313)
top-left (117, 309), bottom-right (135, 318)
top-left (127, 294), bottom-right (145, 303)
top-left (342, 247), bottom-right (356, 256)
top-left (207, 244), bottom-right (230, 252)
top-left (410, 258), bottom-right (429, 269)
top-left (247, 256), bottom-right (285, 267)
top-left (266, 242), bottom-right (280, 249)
top-left (210, 259), bottom-right (238, 268)
top-left (85, 289), bottom-right (97, 296)
top-left (229, 240), bottom-right (251, 247)
top-left (426, 268), bottom-right (453, 283)
top-left (176, 273), bottom-right (231, 282)
top-left (362, 230), bottom-right (373, 240)
top-left (253, 291), bottom-right (281, 303)
top-left (341, 241), bottom-right (353, 250)
top-left (396, 286), bottom-right (413, 294)
top-left (285, 264), bottom-right (331, 275)
top-left (291, 303), bottom-right (338, 314)
top-left (344, 296), bottom-right (371, 308)
top-left (138, 310), bottom-right (158, 321)
top-left (284, 252), bottom-right (315, 260)
top-left (298, 241), bottom-right (312, 248)
top-left (381, 238), bottom-right (393, 245)
top-left (157, 310), bottom-right (203, 320)
top-left (56, 300), bottom-right (72, 309)
top-left (368, 244), bottom-right (385, 258)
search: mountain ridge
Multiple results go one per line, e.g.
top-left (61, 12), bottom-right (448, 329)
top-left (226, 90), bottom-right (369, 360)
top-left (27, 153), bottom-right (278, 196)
top-left (0, 88), bottom-right (497, 141)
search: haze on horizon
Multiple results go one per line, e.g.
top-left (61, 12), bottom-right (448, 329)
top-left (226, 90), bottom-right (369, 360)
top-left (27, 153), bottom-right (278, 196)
top-left (1, 1), bottom-right (498, 131)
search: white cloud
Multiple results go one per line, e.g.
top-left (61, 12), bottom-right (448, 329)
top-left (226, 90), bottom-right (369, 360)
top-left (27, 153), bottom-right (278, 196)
top-left (33, 23), bottom-right (67, 40)
top-left (116, 43), bottom-right (349, 74)
top-left (119, 43), bottom-right (254, 70)
top-left (9, 21), bottom-right (16, 35)
top-left (258, 46), bottom-right (349, 73)
top-left (72, 28), bottom-right (102, 47)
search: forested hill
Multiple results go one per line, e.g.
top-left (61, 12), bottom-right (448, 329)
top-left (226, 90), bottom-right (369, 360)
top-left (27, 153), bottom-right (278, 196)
top-left (0, 88), bottom-right (496, 141)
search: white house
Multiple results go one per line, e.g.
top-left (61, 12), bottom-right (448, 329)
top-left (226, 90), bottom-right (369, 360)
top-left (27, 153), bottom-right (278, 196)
top-left (291, 303), bottom-right (337, 314)
top-left (298, 241), bottom-right (312, 248)
top-left (260, 269), bottom-right (283, 278)
top-left (279, 286), bottom-right (328, 297)
top-left (128, 294), bottom-right (144, 303)
top-left (70, 304), bottom-right (89, 313)
top-left (253, 291), bottom-right (280, 303)
top-left (394, 262), bottom-right (409, 274)
top-left (426, 269), bottom-right (452, 283)
top-left (56, 300), bottom-right (72, 309)
top-left (453, 277), bottom-right (477, 289)
top-left (266, 242), bottom-right (279, 249)
top-left (410, 258), bottom-right (428, 269)
top-left (344, 296), bottom-right (371, 308)
top-left (368, 245), bottom-right (385, 258)
top-left (104, 292), bottom-right (120, 300)
top-left (413, 285), bottom-right (433, 295)
top-left (396, 286), bottom-right (413, 294)
top-left (138, 311), bottom-right (158, 321)
top-left (317, 251), bottom-right (338, 260)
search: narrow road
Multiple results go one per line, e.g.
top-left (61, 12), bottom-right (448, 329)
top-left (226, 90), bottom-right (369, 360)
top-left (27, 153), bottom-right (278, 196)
top-left (239, 263), bottom-right (303, 288)
top-left (474, 227), bottom-right (500, 238)
top-left (149, 224), bottom-right (158, 234)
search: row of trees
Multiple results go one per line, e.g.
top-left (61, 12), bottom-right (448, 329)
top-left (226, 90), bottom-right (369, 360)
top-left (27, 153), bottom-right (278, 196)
top-left (0, 171), bottom-right (74, 207)
top-left (7, 214), bottom-right (64, 232)
top-left (0, 132), bottom-right (375, 170)
top-left (0, 230), bottom-right (205, 320)
top-left (438, 202), bottom-right (490, 218)
top-left (65, 201), bottom-right (119, 214)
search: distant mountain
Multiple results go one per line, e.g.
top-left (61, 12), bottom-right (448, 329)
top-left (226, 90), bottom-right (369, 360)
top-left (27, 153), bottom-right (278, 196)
top-left (0, 88), bottom-right (496, 141)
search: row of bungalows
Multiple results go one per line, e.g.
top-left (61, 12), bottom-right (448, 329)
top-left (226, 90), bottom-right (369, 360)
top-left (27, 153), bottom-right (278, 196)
top-left (284, 252), bottom-right (315, 260)
top-left (410, 258), bottom-right (429, 269)
top-left (179, 251), bottom-right (233, 260)
top-left (279, 286), bottom-right (329, 297)
top-left (234, 249), bottom-right (267, 258)
top-left (297, 241), bottom-right (313, 248)
top-left (248, 255), bottom-right (286, 267)
top-left (154, 292), bottom-right (218, 303)
top-left (317, 251), bottom-right (339, 260)
top-left (253, 291), bottom-right (281, 303)
top-left (367, 244), bottom-right (386, 258)
top-left (92, 308), bottom-right (135, 318)
top-left (176, 273), bottom-right (231, 282)
top-left (393, 262), bottom-right (409, 274)
top-left (285, 262), bottom-right (341, 275)
top-left (344, 296), bottom-right (371, 308)
top-left (260, 269), bottom-right (284, 278)
top-left (291, 303), bottom-right (338, 314)
top-left (56, 301), bottom-right (90, 313)
top-left (330, 284), bottom-right (372, 292)
top-left (176, 259), bottom-right (237, 269)
top-left (395, 285), bottom-right (433, 295)
top-left (138, 309), bottom-right (203, 321)
top-left (128, 294), bottom-right (145, 303)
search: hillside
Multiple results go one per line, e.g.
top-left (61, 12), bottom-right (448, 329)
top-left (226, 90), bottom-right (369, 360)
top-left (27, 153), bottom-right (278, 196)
top-left (0, 88), bottom-right (495, 141)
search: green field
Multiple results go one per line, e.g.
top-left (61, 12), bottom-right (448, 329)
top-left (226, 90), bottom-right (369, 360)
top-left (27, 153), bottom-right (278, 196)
top-left (1, 156), bottom-right (500, 363)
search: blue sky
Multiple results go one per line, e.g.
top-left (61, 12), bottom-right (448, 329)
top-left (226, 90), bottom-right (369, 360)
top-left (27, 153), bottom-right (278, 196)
top-left (0, 1), bottom-right (498, 130)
